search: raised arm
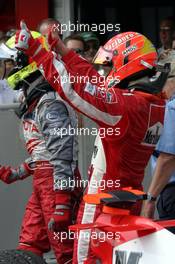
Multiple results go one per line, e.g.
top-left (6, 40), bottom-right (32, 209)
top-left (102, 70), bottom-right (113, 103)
top-left (15, 21), bottom-right (127, 127)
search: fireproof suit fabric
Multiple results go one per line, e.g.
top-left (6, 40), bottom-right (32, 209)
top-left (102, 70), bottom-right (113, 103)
top-left (19, 165), bottom-right (73, 263)
top-left (18, 90), bottom-right (79, 263)
top-left (31, 49), bottom-right (166, 263)
top-left (22, 91), bottom-right (78, 190)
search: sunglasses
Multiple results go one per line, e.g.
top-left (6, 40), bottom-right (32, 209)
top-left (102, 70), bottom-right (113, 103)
top-left (73, 48), bottom-right (84, 55)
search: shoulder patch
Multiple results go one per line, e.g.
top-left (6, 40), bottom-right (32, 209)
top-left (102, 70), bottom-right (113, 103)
top-left (84, 83), bottom-right (96, 96)
top-left (46, 111), bottom-right (59, 121)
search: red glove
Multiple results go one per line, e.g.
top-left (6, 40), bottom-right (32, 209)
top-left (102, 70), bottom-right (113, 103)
top-left (15, 21), bottom-right (42, 57)
top-left (47, 27), bottom-right (60, 51)
top-left (0, 161), bottom-right (34, 184)
top-left (48, 191), bottom-right (72, 232)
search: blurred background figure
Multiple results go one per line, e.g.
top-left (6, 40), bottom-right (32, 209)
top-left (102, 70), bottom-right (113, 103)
top-left (1, 59), bottom-right (15, 79)
top-left (0, 29), bottom-right (16, 44)
top-left (80, 32), bottom-right (100, 62)
top-left (37, 17), bottom-right (62, 39)
top-left (64, 34), bottom-right (85, 55)
top-left (37, 18), bottom-right (63, 54)
top-left (0, 79), bottom-right (22, 104)
top-left (64, 34), bottom-right (87, 130)
top-left (5, 28), bottom-right (16, 39)
top-left (158, 17), bottom-right (175, 56)
top-left (0, 31), bottom-right (5, 44)
top-left (0, 41), bottom-right (22, 104)
top-left (172, 35), bottom-right (175, 49)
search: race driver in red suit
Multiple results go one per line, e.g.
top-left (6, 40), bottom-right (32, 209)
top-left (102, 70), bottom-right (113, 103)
top-left (14, 21), bottom-right (167, 263)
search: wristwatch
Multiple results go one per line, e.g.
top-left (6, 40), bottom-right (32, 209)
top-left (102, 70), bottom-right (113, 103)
top-left (147, 193), bottom-right (157, 201)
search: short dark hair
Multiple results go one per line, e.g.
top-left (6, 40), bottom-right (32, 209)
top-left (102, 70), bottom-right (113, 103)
top-left (160, 16), bottom-right (175, 30)
top-left (63, 34), bottom-right (86, 49)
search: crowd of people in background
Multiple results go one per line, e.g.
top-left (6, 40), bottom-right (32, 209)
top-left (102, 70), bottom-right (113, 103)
top-left (1, 16), bottom-right (174, 87)
top-left (1, 16), bottom-right (175, 85)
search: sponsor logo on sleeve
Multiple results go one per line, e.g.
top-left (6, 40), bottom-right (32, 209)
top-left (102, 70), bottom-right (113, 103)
top-left (142, 104), bottom-right (165, 146)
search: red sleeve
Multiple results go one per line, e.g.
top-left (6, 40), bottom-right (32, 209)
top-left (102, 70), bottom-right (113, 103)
top-left (32, 48), bottom-right (127, 127)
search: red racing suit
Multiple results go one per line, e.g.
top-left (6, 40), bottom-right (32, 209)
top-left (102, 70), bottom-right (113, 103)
top-left (31, 49), bottom-right (166, 263)
top-left (17, 88), bottom-right (81, 264)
